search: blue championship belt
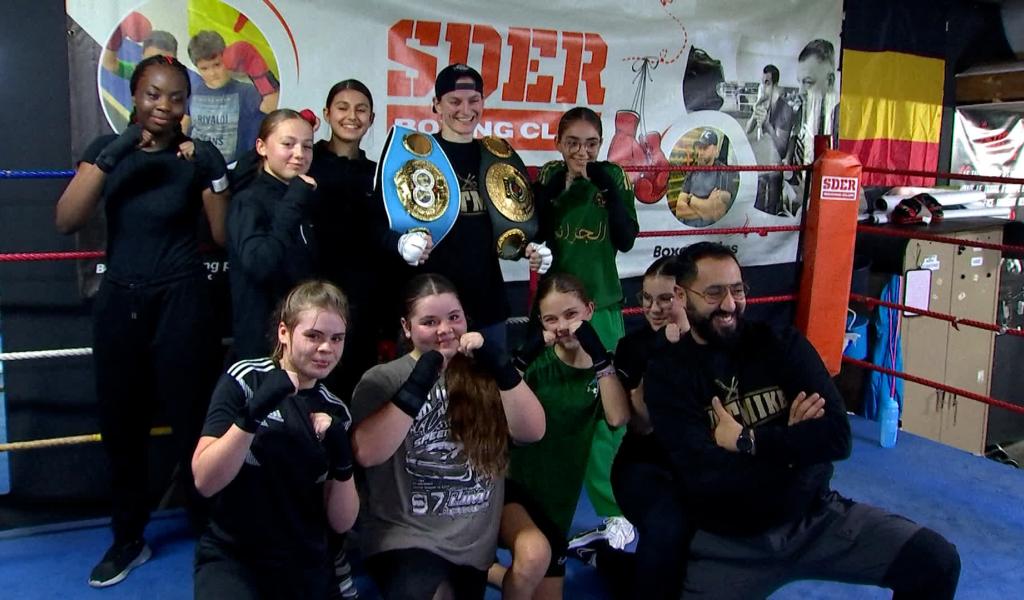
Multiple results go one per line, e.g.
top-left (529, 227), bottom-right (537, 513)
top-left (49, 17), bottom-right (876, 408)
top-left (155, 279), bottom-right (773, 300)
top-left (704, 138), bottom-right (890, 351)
top-left (378, 126), bottom-right (460, 243)
top-left (478, 137), bottom-right (538, 259)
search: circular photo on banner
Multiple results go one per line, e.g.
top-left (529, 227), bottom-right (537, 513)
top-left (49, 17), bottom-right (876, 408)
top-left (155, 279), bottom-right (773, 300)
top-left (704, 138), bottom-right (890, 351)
top-left (665, 127), bottom-right (740, 228)
top-left (98, 0), bottom-right (280, 163)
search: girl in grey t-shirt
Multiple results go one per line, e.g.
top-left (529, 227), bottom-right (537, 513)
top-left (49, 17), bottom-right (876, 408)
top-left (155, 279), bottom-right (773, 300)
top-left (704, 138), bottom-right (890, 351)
top-left (350, 273), bottom-right (545, 599)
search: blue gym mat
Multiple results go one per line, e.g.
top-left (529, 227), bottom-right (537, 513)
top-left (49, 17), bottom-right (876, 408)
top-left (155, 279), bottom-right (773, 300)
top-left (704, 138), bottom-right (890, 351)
top-left (0, 416), bottom-right (1021, 599)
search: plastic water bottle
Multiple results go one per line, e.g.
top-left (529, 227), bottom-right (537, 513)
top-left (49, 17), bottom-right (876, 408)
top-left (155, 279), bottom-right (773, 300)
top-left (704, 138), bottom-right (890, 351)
top-left (879, 396), bottom-right (899, 448)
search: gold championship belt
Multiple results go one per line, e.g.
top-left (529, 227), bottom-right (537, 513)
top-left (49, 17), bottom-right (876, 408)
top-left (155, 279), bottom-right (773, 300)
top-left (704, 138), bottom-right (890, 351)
top-left (478, 136), bottom-right (538, 259)
top-left (377, 125), bottom-right (460, 243)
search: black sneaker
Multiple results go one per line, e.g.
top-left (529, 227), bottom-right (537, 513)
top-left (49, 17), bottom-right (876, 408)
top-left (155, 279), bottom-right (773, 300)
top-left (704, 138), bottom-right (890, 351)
top-left (88, 539), bottom-right (152, 588)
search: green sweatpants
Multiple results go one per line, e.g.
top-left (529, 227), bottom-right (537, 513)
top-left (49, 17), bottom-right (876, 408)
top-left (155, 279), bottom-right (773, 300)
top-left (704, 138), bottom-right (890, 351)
top-left (583, 304), bottom-right (627, 517)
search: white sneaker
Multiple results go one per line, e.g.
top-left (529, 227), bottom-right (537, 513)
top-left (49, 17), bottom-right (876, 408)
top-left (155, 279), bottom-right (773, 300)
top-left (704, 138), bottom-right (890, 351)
top-left (567, 516), bottom-right (637, 551)
top-left (603, 516), bottom-right (636, 550)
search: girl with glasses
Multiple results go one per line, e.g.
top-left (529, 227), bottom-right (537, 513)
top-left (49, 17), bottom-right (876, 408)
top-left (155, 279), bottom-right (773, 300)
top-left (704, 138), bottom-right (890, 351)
top-left (533, 106), bottom-right (640, 552)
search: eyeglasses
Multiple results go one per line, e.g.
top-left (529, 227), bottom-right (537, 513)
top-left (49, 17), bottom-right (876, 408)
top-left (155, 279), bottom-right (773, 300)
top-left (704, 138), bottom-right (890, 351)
top-left (683, 283), bottom-right (749, 305)
top-left (636, 291), bottom-right (675, 309)
top-left (562, 138), bottom-right (602, 154)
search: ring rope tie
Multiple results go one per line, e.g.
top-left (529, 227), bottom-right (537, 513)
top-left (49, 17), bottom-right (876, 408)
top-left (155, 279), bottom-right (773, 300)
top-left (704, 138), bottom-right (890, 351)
top-left (0, 426), bottom-right (172, 453)
top-left (842, 356), bottom-right (1024, 415)
top-left (850, 293), bottom-right (1019, 337)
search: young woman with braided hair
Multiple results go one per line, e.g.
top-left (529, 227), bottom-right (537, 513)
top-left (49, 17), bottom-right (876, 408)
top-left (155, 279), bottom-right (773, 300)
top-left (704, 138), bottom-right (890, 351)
top-left (56, 54), bottom-right (229, 588)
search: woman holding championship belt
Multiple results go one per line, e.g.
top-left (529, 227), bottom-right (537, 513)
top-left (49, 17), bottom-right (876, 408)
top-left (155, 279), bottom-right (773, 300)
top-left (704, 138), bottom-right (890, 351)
top-left (533, 106), bottom-right (640, 557)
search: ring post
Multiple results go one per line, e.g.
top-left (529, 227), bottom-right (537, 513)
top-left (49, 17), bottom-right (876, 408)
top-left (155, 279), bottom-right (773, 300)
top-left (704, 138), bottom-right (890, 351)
top-left (796, 149), bottom-right (862, 375)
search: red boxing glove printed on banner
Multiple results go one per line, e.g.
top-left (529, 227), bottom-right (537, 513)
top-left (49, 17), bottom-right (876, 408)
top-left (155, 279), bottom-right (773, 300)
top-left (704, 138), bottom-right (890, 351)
top-left (107, 11), bottom-right (153, 52)
top-left (608, 110), bottom-right (645, 183)
top-left (223, 41), bottom-right (280, 97)
top-left (638, 131), bottom-right (670, 204)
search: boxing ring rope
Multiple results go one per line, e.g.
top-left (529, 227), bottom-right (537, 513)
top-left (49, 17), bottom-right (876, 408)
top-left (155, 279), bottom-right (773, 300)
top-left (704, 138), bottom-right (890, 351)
top-left (859, 165), bottom-right (1024, 187)
top-left (849, 293), bottom-right (1022, 337)
top-left (4, 157), bottom-right (1022, 454)
top-left (0, 347), bottom-right (92, 361)
top-left (0, 427), bottom-right (172, 453)
top-left (842, 357), bottom-right (1024, 416)
top-left (857, 225), bottom-right (1024, 255)
top-left (0, 251), bottom-right (105, 262)
top-left (0, 170), bottom-right (75, 179)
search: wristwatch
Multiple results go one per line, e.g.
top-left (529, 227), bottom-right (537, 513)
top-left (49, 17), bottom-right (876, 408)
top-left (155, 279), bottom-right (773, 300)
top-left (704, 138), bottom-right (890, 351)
top-left (736, 427), bottom-right (755, 455)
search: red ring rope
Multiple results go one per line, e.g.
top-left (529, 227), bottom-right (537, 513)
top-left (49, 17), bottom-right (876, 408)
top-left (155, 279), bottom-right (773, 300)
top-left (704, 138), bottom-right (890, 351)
top-left (861, 165), bottom-right (1024, 186)
top-left (850, 293), bottom-right (1021, 337)
top-left (621, 294), bottom-right (796, 316)
top-left (857, 224), bottom-right (1024, 255)
top-left (638, 225), bottom-right (802, 238)
top-left (625, 164), bottom-right (809, 173)
top-left (0, 251), bottom-right (105, 262)
top-left (843, 356), bottom-right (1024, 415)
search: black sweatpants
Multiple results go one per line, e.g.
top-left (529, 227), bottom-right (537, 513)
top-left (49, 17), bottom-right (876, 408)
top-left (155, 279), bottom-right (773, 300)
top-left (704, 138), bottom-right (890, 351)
top-left (365, 548), bottom-right (487, 600)
top-left (194, 532), bottom-right (331, 600)
top-left (611, 450), bottom-right (694, 600)
top-left (93, 273), bottom-right (219, 543)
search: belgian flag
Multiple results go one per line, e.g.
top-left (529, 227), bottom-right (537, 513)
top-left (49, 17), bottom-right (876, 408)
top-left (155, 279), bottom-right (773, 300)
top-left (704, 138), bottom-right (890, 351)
top-left (838, 1), bottom-right (949, 186)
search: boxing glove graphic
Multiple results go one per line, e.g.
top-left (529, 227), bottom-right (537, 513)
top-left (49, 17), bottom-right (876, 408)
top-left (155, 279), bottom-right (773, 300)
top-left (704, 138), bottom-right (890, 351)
top-left (636, 131), bottom-right (671, 204)
top-left (223, 41), bottom-right (280, 97)
top-left (107, 12), bottom-right (153, 52)
top-left (608, 110), bottom-right (646, 190)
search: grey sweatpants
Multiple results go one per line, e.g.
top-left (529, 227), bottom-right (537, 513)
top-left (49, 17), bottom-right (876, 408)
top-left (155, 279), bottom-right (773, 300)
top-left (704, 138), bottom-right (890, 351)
top-left (681, 491), bottom-right (921, 599)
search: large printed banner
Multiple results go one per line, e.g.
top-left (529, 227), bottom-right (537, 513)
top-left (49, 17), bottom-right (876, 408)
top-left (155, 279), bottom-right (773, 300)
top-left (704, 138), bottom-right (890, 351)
top-left (952, 107), bottom-right (1024, 195)
top-left (66, 0), bottom-right (841, 282)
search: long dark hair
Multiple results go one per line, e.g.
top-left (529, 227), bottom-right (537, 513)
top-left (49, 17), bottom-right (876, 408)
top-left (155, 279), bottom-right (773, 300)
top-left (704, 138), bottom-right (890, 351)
top-left (403, 274), bottom-right (508, 478)
top-left (325, 79), bottom-right (374, 110)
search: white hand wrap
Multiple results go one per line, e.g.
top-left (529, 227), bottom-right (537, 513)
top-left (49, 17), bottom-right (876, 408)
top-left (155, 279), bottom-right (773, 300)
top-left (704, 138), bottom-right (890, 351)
top-left (528, 242), bottom-right (553, 275)
top-left (398, 231), bottom-right (429, 266)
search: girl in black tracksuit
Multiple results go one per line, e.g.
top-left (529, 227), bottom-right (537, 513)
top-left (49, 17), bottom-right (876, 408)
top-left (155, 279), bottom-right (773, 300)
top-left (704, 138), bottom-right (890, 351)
top-left (309, 79), bottom-right (406, 402)
top-left (611, 256), bottom-right (695, 600)
top-left (56, 55), bottom-right (229, 587)
top-left (227, 109), bottom-right (318, 360)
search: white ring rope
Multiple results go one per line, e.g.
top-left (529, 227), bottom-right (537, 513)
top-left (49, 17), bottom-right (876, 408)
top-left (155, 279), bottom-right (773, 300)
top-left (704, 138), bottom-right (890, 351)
top-left (0, 347), bottom-right (92, 361)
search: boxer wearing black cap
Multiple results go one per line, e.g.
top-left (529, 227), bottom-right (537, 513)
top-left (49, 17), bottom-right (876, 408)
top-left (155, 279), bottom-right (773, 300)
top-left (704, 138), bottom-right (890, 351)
top-left (400, 63), bottom-right (550, 350)
top-left (673, 129), bottom-right (738, 227)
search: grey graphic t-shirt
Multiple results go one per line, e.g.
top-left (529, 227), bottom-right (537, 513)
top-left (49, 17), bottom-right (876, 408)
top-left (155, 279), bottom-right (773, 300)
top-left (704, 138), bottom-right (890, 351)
top-left (351, 355), bottom-right (503, 569)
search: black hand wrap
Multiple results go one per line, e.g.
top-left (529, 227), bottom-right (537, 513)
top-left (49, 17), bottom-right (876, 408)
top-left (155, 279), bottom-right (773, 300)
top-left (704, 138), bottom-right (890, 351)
top-left (574, 320), bottom-right (613, 372)
top-left (235, 368), bottom-right (295, 433)
top-left (586, 162), bottom-right (638, 251)
top-left (193, 139), bottom-right (229, 193)
top-left (474, 336), bottom-right (523, 391)
top-left (391, 350), bottom-right (443, 418)
top-left (95, 125), bottom-right (143, 173)
top-left (322, 420), bottom-right (354, 481)
top-left (512, 325), bottom-right (547, 372)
